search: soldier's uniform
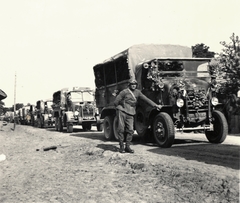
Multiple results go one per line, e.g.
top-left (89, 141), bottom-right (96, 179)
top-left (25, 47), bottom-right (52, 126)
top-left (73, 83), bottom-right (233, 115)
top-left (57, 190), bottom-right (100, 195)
top-left (114, 79), bottom-right (158, 153)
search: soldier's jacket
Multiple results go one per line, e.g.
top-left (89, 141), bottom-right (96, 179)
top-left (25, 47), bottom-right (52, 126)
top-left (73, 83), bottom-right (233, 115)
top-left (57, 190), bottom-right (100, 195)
top-left (114, 88), bottom-right (157, 115)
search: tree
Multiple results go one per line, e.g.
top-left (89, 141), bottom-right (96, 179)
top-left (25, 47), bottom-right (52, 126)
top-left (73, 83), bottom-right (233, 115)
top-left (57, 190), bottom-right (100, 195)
top-left (192, 43), bottom-right (215, 58)
top-left (217, 33), bottom-right (240, 96)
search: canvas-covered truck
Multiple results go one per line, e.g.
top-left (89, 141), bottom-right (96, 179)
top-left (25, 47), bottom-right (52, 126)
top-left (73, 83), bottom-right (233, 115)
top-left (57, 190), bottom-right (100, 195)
top-left (52, 87), bottom-right (102, 133)
top-left (93, 44), bottom-right (228, 148)
top-left (36, 100), bottom-right (54, 128)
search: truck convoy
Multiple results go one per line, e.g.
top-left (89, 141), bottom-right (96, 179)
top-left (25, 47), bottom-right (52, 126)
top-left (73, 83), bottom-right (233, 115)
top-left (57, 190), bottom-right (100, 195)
top-left (93, 44), bottom-right (228, 148)
top-left (52, 87), bottom-right (102, 133)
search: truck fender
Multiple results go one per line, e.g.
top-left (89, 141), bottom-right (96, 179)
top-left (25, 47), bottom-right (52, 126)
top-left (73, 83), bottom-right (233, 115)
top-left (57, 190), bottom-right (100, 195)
top-left (100, 107), bottom-right (116, 119)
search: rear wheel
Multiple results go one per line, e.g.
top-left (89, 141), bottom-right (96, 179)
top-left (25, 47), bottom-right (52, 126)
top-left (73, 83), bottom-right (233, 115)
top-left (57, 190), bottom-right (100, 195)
top-left (103, 116), bottom-right (114, 141)
top-left (37, 118), bottom-right (42, 128)
top-left (113, 116), bottom-right (119, 141)
top-left (205, 110), bottom-right (228, 143)
top-left (152, 112), bottom-right (175, 148)
top-left (55, 118), bottom-right (59, 131)
top-left (58, 117), bottom-right (63, 132)
top-left (135, 107), bottom-right (150, 140)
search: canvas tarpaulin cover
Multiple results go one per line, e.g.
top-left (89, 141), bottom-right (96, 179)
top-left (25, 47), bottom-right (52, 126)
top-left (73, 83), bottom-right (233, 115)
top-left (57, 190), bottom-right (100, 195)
top-left (127, 44), bottom-right (192, 80)
top-left (94, 44), bottom-right (192, 89)
top-left (98, 44), bottom-right (192, 80)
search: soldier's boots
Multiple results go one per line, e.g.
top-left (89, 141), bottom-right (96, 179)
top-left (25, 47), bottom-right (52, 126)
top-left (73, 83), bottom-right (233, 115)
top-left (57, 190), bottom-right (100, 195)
top-left (119, 143), bottom-right (125, 153)
top-left (125, 144), bottom-right (134, 153)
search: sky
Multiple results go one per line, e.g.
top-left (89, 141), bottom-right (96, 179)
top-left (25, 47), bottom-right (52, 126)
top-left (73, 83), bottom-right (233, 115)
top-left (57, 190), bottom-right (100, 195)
top-left (1, 0), bottom-right (240, 107)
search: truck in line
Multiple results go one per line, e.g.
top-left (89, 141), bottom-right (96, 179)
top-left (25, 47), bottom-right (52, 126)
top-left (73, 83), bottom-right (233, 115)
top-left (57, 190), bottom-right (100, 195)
top-left (52, 87), bottom-right (102, 133)
top-left (93, 44), bottom-right (228, 147)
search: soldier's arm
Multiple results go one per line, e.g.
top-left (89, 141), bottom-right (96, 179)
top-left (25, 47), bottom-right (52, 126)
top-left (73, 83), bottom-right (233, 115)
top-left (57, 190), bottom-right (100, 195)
top-left (114, 90), bottom-right (125, 107)
top-left (138, 91), bottom-right (162, 110)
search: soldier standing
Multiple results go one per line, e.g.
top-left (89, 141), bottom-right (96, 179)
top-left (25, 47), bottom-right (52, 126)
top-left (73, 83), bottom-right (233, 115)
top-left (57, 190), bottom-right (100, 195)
top-left (114, 79), bottom-right (162, 153)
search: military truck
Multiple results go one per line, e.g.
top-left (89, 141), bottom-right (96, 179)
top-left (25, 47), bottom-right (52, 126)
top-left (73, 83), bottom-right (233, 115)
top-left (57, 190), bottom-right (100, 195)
top-left (93, 44), bottom-right (228, 148)
top-left (29, 104), bottom-right (37, 126)
top-left (36, 100), bottom-right (54, 128)
top-left (22, 105), bottom-right (31, 125)
top-left (52, 87), bottom-right (102, 133)
top-left (18, 107), bottom-right (24, 125)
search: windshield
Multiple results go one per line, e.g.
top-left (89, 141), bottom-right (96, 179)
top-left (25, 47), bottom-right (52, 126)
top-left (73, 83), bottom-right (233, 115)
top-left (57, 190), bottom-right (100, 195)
top-left (82, 91), bottom-right (94, 102)
top-left (46, 101), bottom-right (53, 108)
top-left (143, 59), bottom-right (210, 78)
top-left (70, 92), bottom-right (83, 102)
top-left (70, 91), bottom-right (94, 102)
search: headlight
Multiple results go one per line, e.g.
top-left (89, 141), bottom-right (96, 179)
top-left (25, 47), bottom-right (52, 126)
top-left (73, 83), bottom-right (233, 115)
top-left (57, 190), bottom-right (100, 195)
top-left (48, 114), bottom-right (52, 118)
top-left (74, 111), bottom-right (79, 116)
top-left (176, 98), bottom-right (184, 107)
top-left (211, 97), bottom-right (218, 106)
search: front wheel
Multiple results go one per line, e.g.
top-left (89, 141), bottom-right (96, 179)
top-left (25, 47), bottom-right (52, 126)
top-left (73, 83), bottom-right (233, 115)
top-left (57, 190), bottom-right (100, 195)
top-left (152, 112), bottom-right (175, 148)
top-left (103, 116), bottom-right (114, 141)
top-left (205, 110), bottom-right (228, 143)
top-left (67, 123), bottom-right (73, 133)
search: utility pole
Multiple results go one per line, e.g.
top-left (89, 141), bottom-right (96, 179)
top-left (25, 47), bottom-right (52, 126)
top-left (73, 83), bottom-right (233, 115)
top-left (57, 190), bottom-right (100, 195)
top-left (13, 72), bottom-right (16, 130)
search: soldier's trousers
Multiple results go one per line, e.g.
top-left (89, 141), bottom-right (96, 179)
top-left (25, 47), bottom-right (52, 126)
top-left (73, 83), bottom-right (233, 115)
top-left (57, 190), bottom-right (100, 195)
top-left (116, 110), bottom-right (134, 143)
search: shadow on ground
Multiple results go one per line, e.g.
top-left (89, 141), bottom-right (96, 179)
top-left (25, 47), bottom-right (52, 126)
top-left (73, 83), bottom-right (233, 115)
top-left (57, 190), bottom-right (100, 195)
top-left (148, 140), bottom-right (240, 170)
top-left (67, 130), bottom-right (240, 170)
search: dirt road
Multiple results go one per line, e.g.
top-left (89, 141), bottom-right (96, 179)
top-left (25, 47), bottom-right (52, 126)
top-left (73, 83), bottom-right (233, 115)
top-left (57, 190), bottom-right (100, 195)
top-left (0, 122), bottom-right (239, 203)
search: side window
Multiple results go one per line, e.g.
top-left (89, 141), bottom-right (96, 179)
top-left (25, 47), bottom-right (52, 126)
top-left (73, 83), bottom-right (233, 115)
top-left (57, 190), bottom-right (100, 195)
top-left (105, 62), bottom-right (116, 85)
top-left (94, 56), bottom-right (130, 88)
top-left (116, 57), bottom-right (130, 82)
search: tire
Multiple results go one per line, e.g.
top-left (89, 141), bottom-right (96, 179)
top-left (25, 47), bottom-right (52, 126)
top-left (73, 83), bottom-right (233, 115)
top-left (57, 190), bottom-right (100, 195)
top-left (205, 110), bottom-right (228, 143)
top-left (67, 123), bottom-right (73, 133)
top-left (152, 112), bottom-right (175, 148)
top-left (31, 116), bottom-right (35, 126)
top-left (55, 118), bottom-right (59, 131)
top-left (113, 116), bottom-right (119, 141)
top-left (103, 116), bottom-right (114, 141)
top-left (58, 117), bottom-right (63, 132)
top-left (97, 123), bottom-right (103, 131)
top-left (42, 117), bottom-right (45, 128)
top-left (135, 107), bottom-right (149, 137)
top-left (82, 123), bottom-right (92, 131)
top-left (37, 118), bottom-right (41, 128)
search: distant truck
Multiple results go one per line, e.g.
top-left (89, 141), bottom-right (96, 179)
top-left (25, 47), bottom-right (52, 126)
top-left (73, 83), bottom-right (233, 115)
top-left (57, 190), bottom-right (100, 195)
top-left (18, 106), bottom-right (30, 125)
top-left (52, 87), bottom-right (102, 133)
top-left (29, 104), bottom-right (37, 126)
top-left (22, 106), bottom-right (31, 125)
top-left (35, 100), bottom-right (54, 128)
top-left (93, 44), bottom-right (228, 148)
